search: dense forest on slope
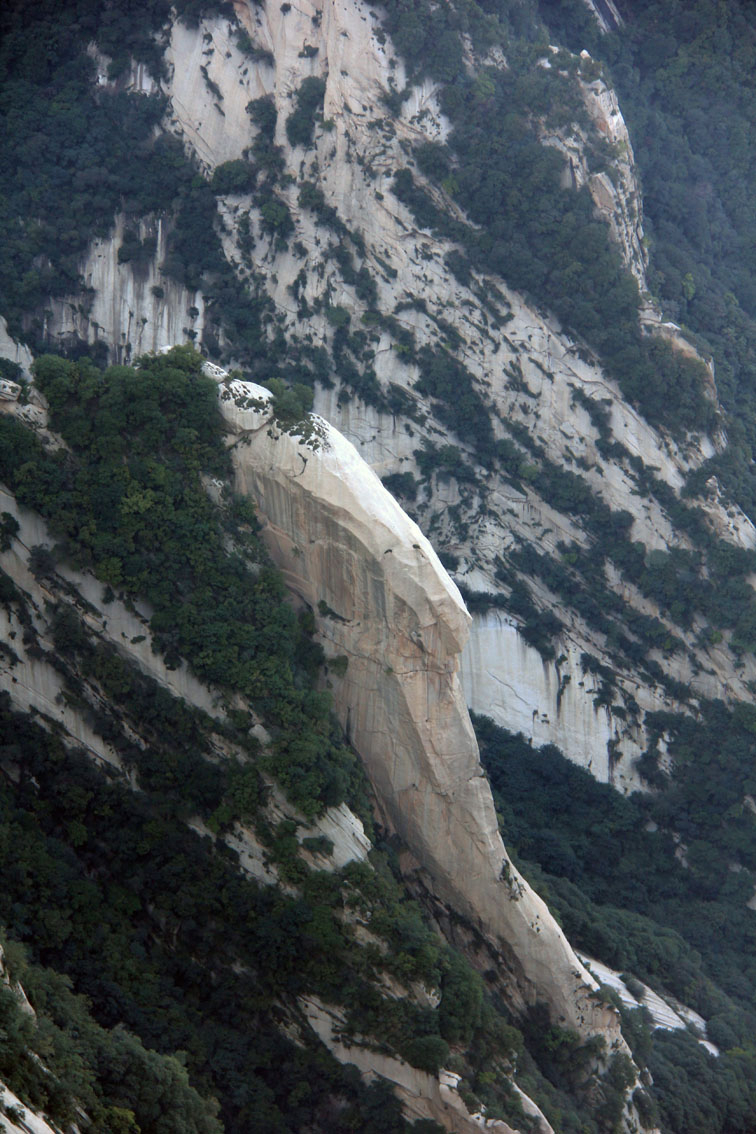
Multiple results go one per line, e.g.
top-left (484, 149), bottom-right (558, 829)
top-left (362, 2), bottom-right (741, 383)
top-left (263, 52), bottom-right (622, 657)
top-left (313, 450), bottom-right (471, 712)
top-left (539, 0), bottom-right (756, 514)
top-left (0, 698), bottom-right (421, 1134)
top-left (0, 352), bottom-right (634, 1134)
top-left (0, 930), bottom-right (221, 1134)
top-left (3, 0), bottom-right (756, 1130)
top-left (383, 0), bottom-right (716, 435)
top-left (0, 348), bottom-right (364, 819)
top-left (476, 713), bottom-right (756, 1134)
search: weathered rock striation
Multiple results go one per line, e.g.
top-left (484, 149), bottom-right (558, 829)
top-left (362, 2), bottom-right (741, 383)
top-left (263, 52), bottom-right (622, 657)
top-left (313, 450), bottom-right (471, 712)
top-left (220, 377), bottom-right (625, 1047)
top-left (31, 0), bottom-right (756, 793)
top-left (302, 995), bottom-right (536, 1134)
top-left (0, 367), bottom-right (640, 1127)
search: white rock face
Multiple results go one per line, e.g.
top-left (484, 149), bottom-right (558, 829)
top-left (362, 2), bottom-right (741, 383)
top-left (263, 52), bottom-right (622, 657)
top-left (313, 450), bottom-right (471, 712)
top-left (303, 800), bottom-right (372, 867)
top-left (511, 1084), bottom-right (555, 1134)
top-left (45, 214), bottom-right (205, 363)
top-left (540, 54), bottom-right (647, 290)
top-left (461, 613), bottom-right (647, 791)
top-left (213, 791), bottom-right (371, 885)
top-left (0, 491), bottom-right (122, 768)
top-left (0, 317), bottom-right (33, 380)
top-left (0, 602), bottom-right (121, 769)
top-left (163, 18), bottom-right (270, 170)
top-left (581, 73), bottom-right (646, 289)
top-left (0, 1082), bottom-right (59, 1134)
top-left (580, 0), bottom-right (623, 33)
top-left (579, 954), bottom-right (719, 1057)
top-left (459, 600), bottom-right (754, 792)
top-left (0, 485), bottom-right (221, 718)
top-left (219, 378), bottom-right (627, 1048)
top-left (0, 959), bottom-right (56, 1134)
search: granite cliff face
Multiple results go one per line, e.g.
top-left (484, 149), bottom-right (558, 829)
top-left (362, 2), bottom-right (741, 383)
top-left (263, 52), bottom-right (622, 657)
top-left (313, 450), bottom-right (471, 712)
top-left (46, 214), bottom-right (207, 364)
top-left (0, 375), bottom-right (639, 1131)
top-left (35, 0), bottom-right (756, 795)
top-left (220, 378), bottom-right (624, 1043)
top-left (4, 0), bottom-right (755, 1126)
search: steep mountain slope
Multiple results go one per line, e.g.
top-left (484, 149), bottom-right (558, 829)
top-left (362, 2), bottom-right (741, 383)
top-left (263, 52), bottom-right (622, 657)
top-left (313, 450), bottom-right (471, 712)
top-left (22, 0), bottom-right (746, 775)
top-left (0, 349), bottom-right (642, 1133)
top-left (222, 374), bottom-right (619, 1035)
top-left (3, 0), bottom-right (756, 1130)
top-left (20, 0), bottom-right (752, 789)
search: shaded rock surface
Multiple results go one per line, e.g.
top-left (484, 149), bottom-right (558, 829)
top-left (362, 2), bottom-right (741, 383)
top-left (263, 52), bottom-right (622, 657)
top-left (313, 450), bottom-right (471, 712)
top-left (220, 377), bottom-right (626, 1046)
top-left (24, 0), bottom-right (756, 792)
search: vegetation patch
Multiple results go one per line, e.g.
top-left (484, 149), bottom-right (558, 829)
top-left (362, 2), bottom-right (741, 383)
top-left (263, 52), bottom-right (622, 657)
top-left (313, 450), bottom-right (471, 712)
top-left (286, 76), bottom-right (327, 148)
top-left (0, 347), bottom-right (363, 819)
top-left (474, 710), bottom-right (756, 1134)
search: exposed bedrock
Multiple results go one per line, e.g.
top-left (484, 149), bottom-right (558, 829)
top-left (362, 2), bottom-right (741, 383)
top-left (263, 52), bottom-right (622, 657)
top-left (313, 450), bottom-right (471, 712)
top-left (221, 378), bottom-right (625, 1049)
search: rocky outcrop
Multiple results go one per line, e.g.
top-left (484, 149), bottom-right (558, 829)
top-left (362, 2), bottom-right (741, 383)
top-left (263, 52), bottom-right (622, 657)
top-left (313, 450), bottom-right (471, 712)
top-left (0, 1082), bottom-right (58, 1134)
top-left (0, 318), bottom-right (33, 381)
top-left (302, 995), bottom-right (529, 1134)
top-left (578, 954), bottom-right (720, 1057)
top-left (0, 475), bottom-right (372, 896)
top-left (0, 483), bottom-right (220, 735)
top-left (0, 947), bottom-right (58, 1134)
top-left (26, 0), bottom-right (755, 795)
top-left (0, 376), bottom-right (634, 1128)
top-left (219, 377), bottom-right (626, 1048)
top-left (45, 214), bottom-right (206, 363)
top-left (460, 615), bottom-right (648, 792)
top-left (579, 64), bottom-right (647, 290)
top-left (540, 51), bottom-right (648, 290)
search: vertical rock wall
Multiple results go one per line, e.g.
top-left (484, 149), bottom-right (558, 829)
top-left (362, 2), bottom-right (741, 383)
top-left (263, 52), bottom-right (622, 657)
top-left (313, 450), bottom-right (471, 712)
top-left (220, 379), bottom-right (626, 1048)
top-left (45, 215), bottom-right (206, 362)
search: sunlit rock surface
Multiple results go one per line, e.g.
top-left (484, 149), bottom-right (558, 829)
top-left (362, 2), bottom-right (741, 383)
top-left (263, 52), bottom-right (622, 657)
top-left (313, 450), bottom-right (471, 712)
top-left (219, 376), bottom-right (627, 1047)
top-left (31, 0), bottom-right (756, 794)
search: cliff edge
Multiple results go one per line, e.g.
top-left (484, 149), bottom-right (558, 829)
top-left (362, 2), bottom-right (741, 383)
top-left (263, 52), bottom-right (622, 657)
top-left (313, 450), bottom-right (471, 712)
top-left (220, 376), bottom-right (624, 1048)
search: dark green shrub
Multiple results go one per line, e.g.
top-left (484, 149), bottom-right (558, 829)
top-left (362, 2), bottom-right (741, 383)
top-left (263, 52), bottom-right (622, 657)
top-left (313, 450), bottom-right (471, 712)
top-left (211, 159), bottom-right (255, 195)
top-left (381, 472), bottom-right (418, 501)
top-left (286, 77), bottom-right (327, 147)
top-left (400, 1035), bottom-right (450, 1074)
